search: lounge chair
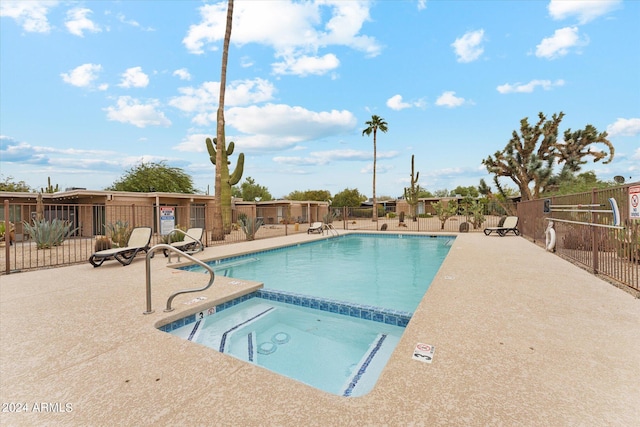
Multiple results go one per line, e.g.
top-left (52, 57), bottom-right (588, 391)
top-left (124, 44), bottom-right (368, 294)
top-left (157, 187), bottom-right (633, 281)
top-left (308, 222), bottom-right (324, 234)
top-left (483, 216), bottom-right (519, 236)
top-left (163, 228), bottom-right (204, 257)
top-left (89, 226), bottom-right (152, 267)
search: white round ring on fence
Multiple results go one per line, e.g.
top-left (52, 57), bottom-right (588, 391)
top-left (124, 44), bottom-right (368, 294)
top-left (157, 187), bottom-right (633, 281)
top-left (545, 224), bottom-right (556, 252)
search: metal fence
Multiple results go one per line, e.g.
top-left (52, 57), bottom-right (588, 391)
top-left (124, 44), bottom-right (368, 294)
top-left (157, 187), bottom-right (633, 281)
top-left (11, 190), bottom-right (638, 288)
top-left (1, 200), bottom-right (504, 274)
top-left (517, 184), bottom-right (639, 293)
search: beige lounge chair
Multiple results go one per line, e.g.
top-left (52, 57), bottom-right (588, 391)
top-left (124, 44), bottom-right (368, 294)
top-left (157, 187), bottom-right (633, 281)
top-left (163, 228), bottom-right (204, 256)
top-left (308, 222), bottom-right (324, 234)
top-left (89, 226), bottom-right (152, 267)
top-left (483, 216), bottom-right (519, 236)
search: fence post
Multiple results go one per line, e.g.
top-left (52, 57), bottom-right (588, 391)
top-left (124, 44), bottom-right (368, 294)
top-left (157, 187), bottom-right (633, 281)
top-left (344, 207), bottom-right (349, 230)
top-left (4, 200), bottom-right (10, 275)
top-left (591, 188), bottom-right (598, 274)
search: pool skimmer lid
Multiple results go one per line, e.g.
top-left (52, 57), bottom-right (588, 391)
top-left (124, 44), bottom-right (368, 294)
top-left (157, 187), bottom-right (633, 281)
top-left (258, 342), bottom-right (277, 355)
top-left (272, 332), bottom-right (290, 344)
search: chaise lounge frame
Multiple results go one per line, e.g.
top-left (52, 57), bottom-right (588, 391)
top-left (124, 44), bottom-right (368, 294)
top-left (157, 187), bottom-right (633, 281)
top-left (483, 216), bottom-right (520, 237)
top-left (89, 226), bottom-right (152, 267)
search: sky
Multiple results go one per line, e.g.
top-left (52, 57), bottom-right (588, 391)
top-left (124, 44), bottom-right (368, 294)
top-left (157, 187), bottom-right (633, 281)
top-left (1, 0), bottom-right (639, 199)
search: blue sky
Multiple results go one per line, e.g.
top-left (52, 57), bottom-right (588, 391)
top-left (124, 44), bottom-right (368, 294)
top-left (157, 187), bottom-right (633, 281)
top-left (1, 0), bottom-right (638, 198)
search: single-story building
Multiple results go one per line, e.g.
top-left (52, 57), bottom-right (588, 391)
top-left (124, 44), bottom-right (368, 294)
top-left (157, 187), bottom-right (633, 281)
top-left (0, 189), bottom-right (329, 242)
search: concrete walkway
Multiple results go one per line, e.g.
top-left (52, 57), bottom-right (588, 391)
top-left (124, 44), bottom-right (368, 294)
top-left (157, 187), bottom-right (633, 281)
top-left (1, 232), bottom-right (638, 426)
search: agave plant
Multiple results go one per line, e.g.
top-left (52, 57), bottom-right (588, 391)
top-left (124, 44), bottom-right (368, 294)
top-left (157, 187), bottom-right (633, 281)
top-left (23, 218), bottom-right (77, 249)
top-left (106, 220), bottom-right (131, 248)
top-left (239, 216), bottom-right (263, 241)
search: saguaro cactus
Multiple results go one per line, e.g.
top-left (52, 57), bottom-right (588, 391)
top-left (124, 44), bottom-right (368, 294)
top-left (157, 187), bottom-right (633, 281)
top-left (206, 137), bottom-right (244, 234)
top-left (41, 176), bottom-right (59, 194)
top-left (403, 155), bottom-right (420, 221)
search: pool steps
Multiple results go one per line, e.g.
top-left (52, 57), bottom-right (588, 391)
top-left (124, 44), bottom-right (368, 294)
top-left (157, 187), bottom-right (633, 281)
top-left (342, 333), bottom-right (401, 397)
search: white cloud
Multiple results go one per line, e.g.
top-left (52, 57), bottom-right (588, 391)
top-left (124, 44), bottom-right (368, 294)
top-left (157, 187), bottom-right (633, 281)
top-left (169, 78), bottom-right (276, 125)
top-left (274, 148), bottom-right (399, 167)
top-left (360, 162), bottom-right (395, 175)
top-left (0, 0), bottom-right (58, 33)
top-left (496, 79), bottom-right (565, 94)
top-left (417, 0), bottom-right (427, 11)
top-left (535, 26), bottom-right (587, 59)
top-left (386, 95), bottom-right (424, 111)
top-left (451, 29), bottom-right (485, 63)
top-left (387, 95), bottom-right (411, 111)
top-left (226, 104), bottom-right (357, 145)
top-left (183, 1), bottom-right (380, 75)
top-left (272, 53), bottom-right (340, 76)
top-left (274, 149), bottom-right (370, 166)
top-left (606, 118), bottom-right (640, 137)
top-left (548, 0), bottom-right (621, 24)
top-left (117, 13), bottom-right (154, 31)
top-left (118, 67), bottom-right (149, 88)
top-left (0, 135), bottom-right (118, 167)
top-left (173, 68), bottom-right (191, 81)
top-left (240, 56), bottom-right (254, 68)
top-left (435, 91), bottom-right (466, 108)
top-left (104, 96), bottom-right (171, 128)
top-left (173, 133), bottom-right (210, 153)
top-left (65, 7), bottom-right (101, 37)
top-left (60, 63), bottom-right (106, 89)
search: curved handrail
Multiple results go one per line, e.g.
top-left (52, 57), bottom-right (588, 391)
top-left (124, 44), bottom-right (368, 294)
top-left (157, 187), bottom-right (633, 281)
top-left (164, 228), bottom-right (205, 262)
top-left (325, 223), bottom-right (339, 237)
top-left (143, 244), bottom-right (215, 315)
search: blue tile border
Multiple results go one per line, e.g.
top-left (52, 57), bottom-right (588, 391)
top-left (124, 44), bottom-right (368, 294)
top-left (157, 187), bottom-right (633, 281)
top-left (342, 334), bottom-right (387, 397)
top-left (158, 289), bottom-right (413, 333)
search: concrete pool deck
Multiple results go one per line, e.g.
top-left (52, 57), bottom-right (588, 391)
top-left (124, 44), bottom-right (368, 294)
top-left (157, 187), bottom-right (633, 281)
top-left (1, 232), bottom-right (638, 426)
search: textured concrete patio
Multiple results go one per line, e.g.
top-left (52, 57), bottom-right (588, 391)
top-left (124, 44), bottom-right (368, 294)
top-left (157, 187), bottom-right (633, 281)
top-left (1, 232), bottom-right (638, 426)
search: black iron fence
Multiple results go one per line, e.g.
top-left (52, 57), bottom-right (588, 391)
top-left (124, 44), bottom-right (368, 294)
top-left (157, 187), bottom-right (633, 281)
top-left (517, 183), bottom-right (639, 293)
top-left (6, 189), bottom-right (637, 292)
top-left (1, 200), bottom-right (503, 274)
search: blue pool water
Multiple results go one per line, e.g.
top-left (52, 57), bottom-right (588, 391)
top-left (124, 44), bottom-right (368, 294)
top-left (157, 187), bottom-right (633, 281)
top-left (166, 234), bottom-right (454, 396)
top-left (164, 291), bottom-right (408, 396)
top-left (183, 234), bottom-right (454, 312)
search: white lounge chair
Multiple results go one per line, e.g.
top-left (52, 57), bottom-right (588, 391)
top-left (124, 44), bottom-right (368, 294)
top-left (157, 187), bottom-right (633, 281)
top-left (89, 226), bottom-right (152, 267)
top-left (483, 216), bottom-right (519, 236)
top-left (307, 222), bottom-right (324, 234)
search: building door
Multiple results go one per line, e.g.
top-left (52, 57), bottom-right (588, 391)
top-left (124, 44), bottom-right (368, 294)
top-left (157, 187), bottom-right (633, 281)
top-left (190, 204), bottom-right (206, 228)
top-left (92, 205), bottom-right (106, 236)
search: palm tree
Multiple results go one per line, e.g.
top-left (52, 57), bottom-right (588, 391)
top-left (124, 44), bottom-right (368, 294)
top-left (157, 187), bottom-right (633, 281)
top-left (212, 0), bottom-right (234, 241)
top-left (362, 115), bottom-right (388, 222)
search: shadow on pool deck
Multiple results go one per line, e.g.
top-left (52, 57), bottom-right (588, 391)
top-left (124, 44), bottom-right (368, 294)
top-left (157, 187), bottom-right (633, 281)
top-left (1, 232), bottom-right (638, 426)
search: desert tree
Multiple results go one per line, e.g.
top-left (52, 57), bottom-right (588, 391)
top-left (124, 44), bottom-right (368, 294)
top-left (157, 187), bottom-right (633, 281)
top-left (482, 112), bottom-right (613, 201)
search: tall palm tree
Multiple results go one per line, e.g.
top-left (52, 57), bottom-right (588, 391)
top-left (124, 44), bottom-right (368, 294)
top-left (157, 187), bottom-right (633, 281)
top-left (212, 0), bottom-right (234, 241)
top-left (362, 115), bottom-right (388, 222)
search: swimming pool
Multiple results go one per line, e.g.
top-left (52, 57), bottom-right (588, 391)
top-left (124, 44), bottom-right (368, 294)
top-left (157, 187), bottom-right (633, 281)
top-left (182, 233), bottom-right (454, 312)
top-left (164, 233), bottom-right (453, 396)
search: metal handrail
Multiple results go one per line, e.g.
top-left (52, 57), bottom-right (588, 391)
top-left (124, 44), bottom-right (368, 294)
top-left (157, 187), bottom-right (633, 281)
top-left (164, 228), bottom-right (205, 263)
top-left (325, 223), bottom-right (339, 236)
top-left (143, 244), bottom-right (215, 315)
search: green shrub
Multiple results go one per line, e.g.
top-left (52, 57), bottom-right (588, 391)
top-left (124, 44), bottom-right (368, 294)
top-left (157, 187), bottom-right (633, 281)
top-left (161, 225), bottom-right (187, 244)
top-left (322, 211), bottom-right (337, 224)
top-left (23, 218), bottom-right (77, 249)
top-left (106, 221), bottom-right (131, 248)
